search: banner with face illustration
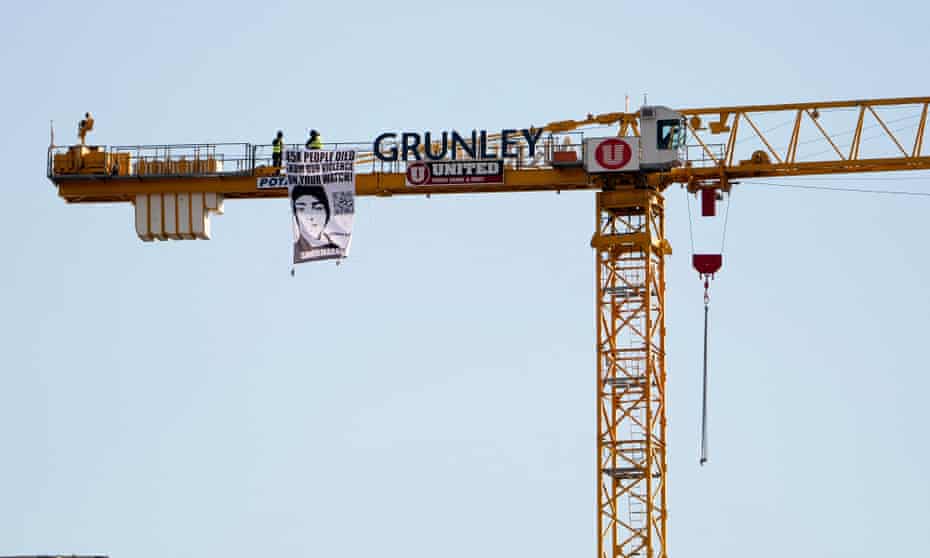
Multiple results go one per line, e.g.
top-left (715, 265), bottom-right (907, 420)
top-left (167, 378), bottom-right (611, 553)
top-left (286, 149), bottom-right (356, 263)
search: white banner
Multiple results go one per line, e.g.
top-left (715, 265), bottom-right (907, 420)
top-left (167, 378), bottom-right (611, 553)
top-left (286, 148), bottom-right (356, 263)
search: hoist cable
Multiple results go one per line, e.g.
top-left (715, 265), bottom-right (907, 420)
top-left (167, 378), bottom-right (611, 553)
top-left (720, 191), bottom-right (732, 253)
top-left (795, 112), bottom-right (920, 147)
top-left (684, 187), bottom-right (696, 254)
top-left (700, 292), bottom-right (710, 466)
top-left (744, 180), bottom-right (930, 197)
top-left (768, 174), bottom-right (930, 181)
top-left (733, 118), bottom-right (796, 145)
top-left (797, 119), bottom-right (921, 159)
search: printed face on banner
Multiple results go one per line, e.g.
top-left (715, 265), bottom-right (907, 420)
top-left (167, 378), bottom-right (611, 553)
top-left (294, 192), bottom-right (328, 240)
top-left (287, 148), bottom-right (356, 264)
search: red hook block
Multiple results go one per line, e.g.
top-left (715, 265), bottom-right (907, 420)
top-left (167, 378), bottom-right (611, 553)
top-left (693, 254), bottom-right (723, 277)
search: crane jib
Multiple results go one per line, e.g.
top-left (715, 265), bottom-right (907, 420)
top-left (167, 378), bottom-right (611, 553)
top-left (373, 128), bottom-right (544, 162)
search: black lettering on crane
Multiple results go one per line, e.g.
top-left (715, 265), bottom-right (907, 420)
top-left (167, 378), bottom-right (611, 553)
top-left (402, 133), bottom-right (422, 161)
top-left (424, 131), bottom-right (448, 161)
top-left (374, 133), bottom-right (398, 162)
top-left (522, 128), bottom-right (543, 158)
top-left (451, 130), bottom-right (476, 160)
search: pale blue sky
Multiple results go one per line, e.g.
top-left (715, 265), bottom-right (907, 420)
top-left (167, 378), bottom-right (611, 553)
top-left (2, 1), bottom-right (929, 557)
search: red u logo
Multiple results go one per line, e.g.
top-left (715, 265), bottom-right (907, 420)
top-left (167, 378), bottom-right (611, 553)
top-left (406, 162), bottom-right (430, 185)
top-left (595, 139), bottom-right (632, 170)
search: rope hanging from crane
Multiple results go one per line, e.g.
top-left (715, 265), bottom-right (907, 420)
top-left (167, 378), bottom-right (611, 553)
top-left (700, 274), bottom-right (711, 466)
top-left (688, 186), bottom-right (728, 466)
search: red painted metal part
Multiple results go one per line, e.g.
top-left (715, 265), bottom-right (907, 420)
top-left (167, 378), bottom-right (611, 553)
top-left (693, 254), bottom-right (723, 276)
top-left (701, 188), bottom-right (716, 217)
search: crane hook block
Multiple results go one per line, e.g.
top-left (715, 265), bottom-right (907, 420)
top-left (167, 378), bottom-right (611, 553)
top-left (693, 254), bottom-right (723, 277)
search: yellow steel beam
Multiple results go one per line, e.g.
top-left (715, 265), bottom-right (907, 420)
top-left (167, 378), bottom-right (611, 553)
top-left (54, 167), bottom-right (594, 203)
top-left (849, 105), bottom-right (867, 160)
top-left (785, 110), bottom-right (803, 164)
top-left (724, 113), bottom-right (740, 167)
top-left (53, 153), bottom-right (930, 205)
top-left (677, 96), bottom-right (930, 115)
top-left (740, 112), bottom-right (783, 164)
top-left (539, 97), bottom-right (930, 137)
top-left (669, 155), bottom-right (930, 183)
top-left (805, 108), bottom-right (846, 161)
top-left (686, 119), bottom-right (720, 165)
top-left (914, 103), bottom-right (929, 157)
top-left (866, 105), bottom-right (909, 157)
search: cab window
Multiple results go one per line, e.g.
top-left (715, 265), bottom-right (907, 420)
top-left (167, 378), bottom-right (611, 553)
top-left (657, 119), bottom-right (684, 150)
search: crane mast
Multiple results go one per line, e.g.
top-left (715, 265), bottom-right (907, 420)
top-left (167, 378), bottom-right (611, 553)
top-left (594, 189), bottom-right (669, 558)
top-left (46, 96), bottom-right (930, 558)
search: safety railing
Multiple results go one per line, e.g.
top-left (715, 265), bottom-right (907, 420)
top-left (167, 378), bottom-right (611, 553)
top-left (48, 132), bottom-right (732, 180)
top-left (252, 142), bottom-right (373, 173)
top-left (47, 143), bottom-right (254, 179)
top-left (114, 143), bottom-right (253, 176)
top-left (49, 135), bottom-right (586, 180)
top-left (682, 143), bottom-right (726, 168)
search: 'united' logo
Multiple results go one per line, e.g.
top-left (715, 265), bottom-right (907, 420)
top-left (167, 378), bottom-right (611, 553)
top-left (594, 139), bottom-right (632, 170)
top-left (406, 162), bottom-right (430, 186)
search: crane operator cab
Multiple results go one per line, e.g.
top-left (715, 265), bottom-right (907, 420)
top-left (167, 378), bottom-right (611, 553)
top-left (639, 105), bottom-right (686, 171)
top-left (582, 105), bottom-right (686, 174)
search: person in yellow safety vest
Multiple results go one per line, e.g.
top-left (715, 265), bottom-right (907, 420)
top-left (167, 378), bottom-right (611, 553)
top-left (78, 112), bottom-right (94, 145)
top-left (272, 130), bottom-right (284, 169)
top-left (306, 129), bottom-right (322, 149)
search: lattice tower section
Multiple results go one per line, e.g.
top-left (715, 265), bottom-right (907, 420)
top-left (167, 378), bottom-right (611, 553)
top-left (595, 190), bottom-right (669, 558)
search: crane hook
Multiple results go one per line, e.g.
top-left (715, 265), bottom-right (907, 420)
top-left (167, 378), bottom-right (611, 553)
top-left (693, 255), bottom-right (721, 468)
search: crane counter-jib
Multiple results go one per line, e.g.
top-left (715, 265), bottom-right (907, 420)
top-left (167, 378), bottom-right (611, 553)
top-left (47, 133), bottom-right (600, 203)
top-left (50, 167), bottom-right (597, 203)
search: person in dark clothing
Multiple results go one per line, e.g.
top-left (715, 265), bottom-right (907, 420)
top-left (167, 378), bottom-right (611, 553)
top-left (272, 130), bottom-right (284, 168)
top-left (306, 129), bottom-right (322, 149)
top-left (78, 112), bottom-right (94, 145)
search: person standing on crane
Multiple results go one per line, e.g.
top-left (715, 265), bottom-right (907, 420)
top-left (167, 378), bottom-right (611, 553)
top-left (78, 112), bottom-right (94, 145)
top-left (306, 129), bottom-right (322, 150)
top-left (272, 130), bottom-right (284, 169)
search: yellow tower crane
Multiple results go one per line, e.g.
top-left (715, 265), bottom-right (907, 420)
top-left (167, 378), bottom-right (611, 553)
top-left (47, 96), bottom-right (930, 558)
